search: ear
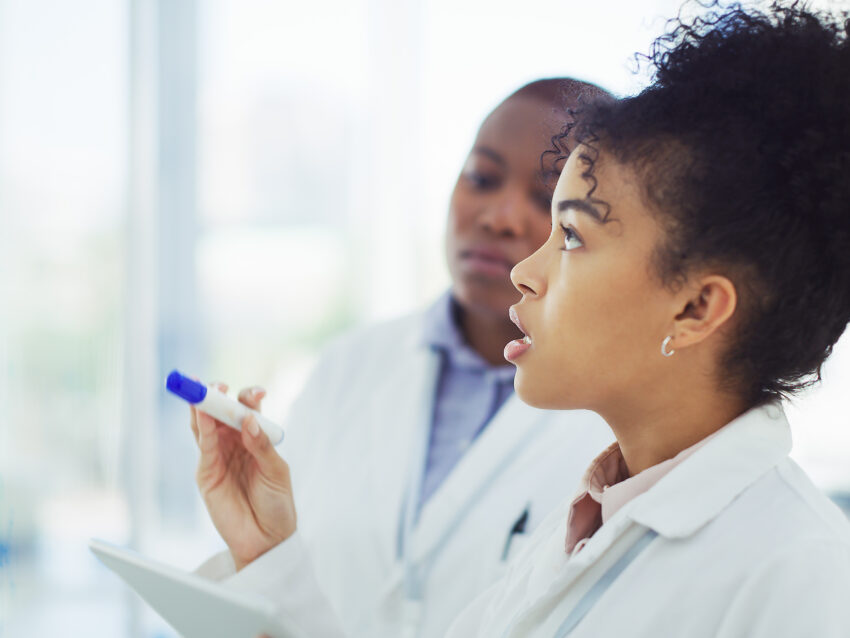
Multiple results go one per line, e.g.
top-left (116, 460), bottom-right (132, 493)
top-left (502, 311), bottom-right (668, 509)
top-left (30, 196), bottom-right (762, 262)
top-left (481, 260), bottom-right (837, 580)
top-left (669, 275), bottom-right (737, 350)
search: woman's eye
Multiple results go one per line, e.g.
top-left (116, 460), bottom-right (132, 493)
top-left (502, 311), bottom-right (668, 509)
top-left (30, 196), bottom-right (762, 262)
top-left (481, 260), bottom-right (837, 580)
top-left (561, 224), bottom-right (584, 251)
top-left (464, 171), bottom-right (500, 190)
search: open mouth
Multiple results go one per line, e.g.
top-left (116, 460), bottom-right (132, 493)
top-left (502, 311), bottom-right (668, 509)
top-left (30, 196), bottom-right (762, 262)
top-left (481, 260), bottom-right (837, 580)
top-left (509, 306), bottom-right (530, 341)
top-left (505, 306), bottom-right (533, 362)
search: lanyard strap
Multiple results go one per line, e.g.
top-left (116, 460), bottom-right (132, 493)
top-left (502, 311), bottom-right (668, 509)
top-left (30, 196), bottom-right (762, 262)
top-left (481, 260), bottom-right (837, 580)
top-left (552, 528), bottom-right (658, 638)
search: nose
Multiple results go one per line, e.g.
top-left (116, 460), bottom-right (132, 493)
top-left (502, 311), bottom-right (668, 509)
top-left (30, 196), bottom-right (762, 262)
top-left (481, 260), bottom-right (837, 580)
top-left (510, 243), bottom-right (547, 298)
top-left (477, 185), bottom-right (529, 237)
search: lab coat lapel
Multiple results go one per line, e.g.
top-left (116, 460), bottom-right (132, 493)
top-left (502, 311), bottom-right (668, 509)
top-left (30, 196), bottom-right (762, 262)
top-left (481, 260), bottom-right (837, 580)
top-left (367, 335), bottom-right (441, 569)
top-left (504, 517), bottom-right (649, 637)
top-left (549, 514), bottom-right (638, 590)
top-left (408, 394), bottom-right (550, 565)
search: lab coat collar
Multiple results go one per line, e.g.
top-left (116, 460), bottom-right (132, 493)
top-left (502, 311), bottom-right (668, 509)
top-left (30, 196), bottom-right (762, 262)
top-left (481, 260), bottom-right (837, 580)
top-left (625, 402), bottom-right (791, 539)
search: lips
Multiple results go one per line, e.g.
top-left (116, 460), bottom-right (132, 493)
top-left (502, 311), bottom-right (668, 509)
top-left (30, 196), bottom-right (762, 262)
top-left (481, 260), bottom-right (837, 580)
top-left (504, 306), bottom-right (532, 362)
top-left (459, 245), bottom-right (515, 277)
top-left (461, 245), bottom-right (514, 265)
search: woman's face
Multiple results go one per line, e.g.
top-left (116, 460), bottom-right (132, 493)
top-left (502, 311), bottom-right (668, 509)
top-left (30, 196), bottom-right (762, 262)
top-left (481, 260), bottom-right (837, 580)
top-left (506, 147), bottom-right (679, 411)
top-left (445, 95), bottom-right (565, 319)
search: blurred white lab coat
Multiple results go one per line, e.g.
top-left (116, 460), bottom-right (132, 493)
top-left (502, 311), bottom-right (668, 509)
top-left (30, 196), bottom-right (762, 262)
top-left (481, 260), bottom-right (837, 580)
top-left (213, 402), bottom-right (850, 638)
top-left (198, 311), bottom-right (614, 638)
top-left (283, 312), bottom-right (613, 638)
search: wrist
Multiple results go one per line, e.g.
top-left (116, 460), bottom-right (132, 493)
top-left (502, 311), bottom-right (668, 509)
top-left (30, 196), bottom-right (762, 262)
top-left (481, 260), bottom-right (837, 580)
top-left (231, 527), bottom-right (296, 572)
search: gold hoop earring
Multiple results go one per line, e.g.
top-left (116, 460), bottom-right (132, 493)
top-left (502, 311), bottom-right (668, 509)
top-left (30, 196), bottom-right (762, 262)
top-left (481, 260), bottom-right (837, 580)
top-left (661, 336), bottom-right (675, 357)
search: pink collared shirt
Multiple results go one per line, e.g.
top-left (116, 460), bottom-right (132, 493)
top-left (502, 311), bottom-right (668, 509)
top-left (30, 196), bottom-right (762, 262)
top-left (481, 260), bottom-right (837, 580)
top-left (565, 432), bottom-right (718, 554)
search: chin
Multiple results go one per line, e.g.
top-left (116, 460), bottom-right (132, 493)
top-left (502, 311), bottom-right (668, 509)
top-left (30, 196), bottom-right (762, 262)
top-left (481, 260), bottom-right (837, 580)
top-left (514, 368), bottom-right (585, 411)
top-left (514, 370), bottom-right (559, 409)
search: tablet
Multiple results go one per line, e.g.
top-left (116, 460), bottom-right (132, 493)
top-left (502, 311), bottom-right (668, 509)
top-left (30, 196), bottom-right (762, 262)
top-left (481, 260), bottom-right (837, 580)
top-left (89, 539), bottom-right (292, 638)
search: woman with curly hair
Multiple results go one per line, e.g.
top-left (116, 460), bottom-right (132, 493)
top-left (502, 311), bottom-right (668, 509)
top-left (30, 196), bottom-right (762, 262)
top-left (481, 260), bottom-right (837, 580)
top-left (192, 2), bottom-right (850, 636)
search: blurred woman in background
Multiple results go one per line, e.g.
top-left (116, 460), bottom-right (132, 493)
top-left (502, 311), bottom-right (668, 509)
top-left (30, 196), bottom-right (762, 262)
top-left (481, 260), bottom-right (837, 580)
top-left (192, 78), bottom-right (613, 638)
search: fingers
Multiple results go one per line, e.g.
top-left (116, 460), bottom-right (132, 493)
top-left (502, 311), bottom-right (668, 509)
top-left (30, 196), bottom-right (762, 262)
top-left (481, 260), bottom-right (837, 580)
top-left (190, 405), bottom-right (200, 444)
top-left (189, 377), bottom-right (220, 447)
top-left (191, 381), bottom-right (230, 446)
top-left (240, 413), bottom-right (289, 485)
top-left (197, 382), bottom-right (229, 454)
top-left (238, 386), bottom-right (266, 411)
top-left (196, 408), bottom-right (225, 481)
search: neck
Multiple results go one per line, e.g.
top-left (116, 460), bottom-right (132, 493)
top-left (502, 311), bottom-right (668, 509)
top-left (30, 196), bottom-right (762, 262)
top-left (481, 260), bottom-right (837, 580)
top-left (598, 378), bottom-right (748, 476)
top-left (456, 303), bottom-right (521, 367)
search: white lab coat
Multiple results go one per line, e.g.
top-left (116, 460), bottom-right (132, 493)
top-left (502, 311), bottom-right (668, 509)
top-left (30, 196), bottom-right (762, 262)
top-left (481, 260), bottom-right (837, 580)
top-left (446, 402), bottom-right (850, 637)
top-left (213, 401), bottom-right (850, 638)
top-left (200, 311), bottom-right (613, 638)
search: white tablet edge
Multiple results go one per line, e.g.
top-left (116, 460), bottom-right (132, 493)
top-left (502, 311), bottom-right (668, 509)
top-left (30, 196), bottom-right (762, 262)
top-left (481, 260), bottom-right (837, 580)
top-left (88, 538), bottom-right (279, 619)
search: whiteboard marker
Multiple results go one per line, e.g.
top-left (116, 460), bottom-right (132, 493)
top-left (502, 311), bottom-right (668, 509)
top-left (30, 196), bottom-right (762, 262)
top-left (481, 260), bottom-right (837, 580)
top-left (166, 370), bottom-right (284, 445)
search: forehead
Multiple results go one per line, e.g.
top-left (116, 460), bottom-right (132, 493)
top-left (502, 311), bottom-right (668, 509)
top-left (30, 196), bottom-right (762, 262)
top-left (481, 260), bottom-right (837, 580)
top-left (554, 146), bottom-right (658, 234)
top-left (476, 96), bottom-right (568, 154)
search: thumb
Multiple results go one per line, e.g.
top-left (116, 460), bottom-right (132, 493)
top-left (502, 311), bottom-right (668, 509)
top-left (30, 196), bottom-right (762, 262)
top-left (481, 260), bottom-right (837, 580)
top-left (241, 413), bottom-right (289, 484)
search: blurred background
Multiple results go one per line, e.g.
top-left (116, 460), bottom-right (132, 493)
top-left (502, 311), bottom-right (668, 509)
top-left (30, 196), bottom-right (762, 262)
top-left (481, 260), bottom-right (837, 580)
top-left (0, 0), bottom-right (848, 635)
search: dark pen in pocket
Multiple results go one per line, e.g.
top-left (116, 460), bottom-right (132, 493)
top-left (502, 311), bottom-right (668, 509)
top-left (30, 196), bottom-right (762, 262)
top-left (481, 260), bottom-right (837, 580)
top-left (501, 505), bottom-right (530, 560)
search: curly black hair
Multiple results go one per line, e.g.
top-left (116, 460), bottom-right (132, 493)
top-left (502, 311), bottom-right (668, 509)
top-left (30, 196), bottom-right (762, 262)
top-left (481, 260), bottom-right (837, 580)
top-left (552, 1), bottom-right (850, 407)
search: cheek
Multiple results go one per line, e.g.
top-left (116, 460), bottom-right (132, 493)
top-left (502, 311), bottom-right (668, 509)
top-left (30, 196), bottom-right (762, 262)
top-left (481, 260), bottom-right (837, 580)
top-left (573, 277), bottom-right (647, 334)
top-left (447, 185), bottom-right (476, 231)
top-left (534, 259), bottom-right (664, 404)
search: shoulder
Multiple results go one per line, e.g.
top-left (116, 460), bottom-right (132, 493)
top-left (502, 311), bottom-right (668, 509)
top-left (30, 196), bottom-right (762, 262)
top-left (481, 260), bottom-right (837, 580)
top-left (702, 457), bottom-right (850, 590)
top-left (747, 458), bottom-right (850, 545)
top-left (283, 308), bottom-right (430, 433)
top-left (657, 455), bottom-right (850, 583)
top-left (313, 311), bottom-right (426, 373)
top-left (773, 458), bottom-right (850, 539)
top-left (717, 527), bottom-right (850, 637)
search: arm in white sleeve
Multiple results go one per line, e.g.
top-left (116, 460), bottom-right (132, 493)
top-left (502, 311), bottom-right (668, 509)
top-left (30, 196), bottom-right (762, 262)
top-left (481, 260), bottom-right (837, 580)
top-left (194, 548), bottom-right (237, 581)
top-left (214, 531), bottom-right (347, 638)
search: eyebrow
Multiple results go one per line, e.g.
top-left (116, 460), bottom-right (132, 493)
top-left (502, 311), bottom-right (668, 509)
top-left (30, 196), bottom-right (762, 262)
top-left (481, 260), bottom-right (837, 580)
top-left (471, 146), bottom-right (506, 167)
top-left (557, 199), bottom-right (604, 223)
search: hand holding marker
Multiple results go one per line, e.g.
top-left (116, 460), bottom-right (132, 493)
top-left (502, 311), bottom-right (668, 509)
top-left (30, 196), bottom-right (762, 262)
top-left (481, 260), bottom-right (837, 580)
top-left (166, 370), bottom-right (285, 445)
top-left (173, 369), bottom-right (295, 570)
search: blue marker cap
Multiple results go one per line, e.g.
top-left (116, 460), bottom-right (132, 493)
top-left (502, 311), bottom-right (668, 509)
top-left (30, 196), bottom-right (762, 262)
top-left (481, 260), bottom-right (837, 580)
top-left (166, 370), bottom-right (208, 404)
